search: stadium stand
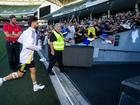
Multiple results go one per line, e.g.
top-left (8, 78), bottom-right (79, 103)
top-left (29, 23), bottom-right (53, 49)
top-left (0, 5), bottom-right (40, 15)
top-left (42, 0), bottom-right (140, 20)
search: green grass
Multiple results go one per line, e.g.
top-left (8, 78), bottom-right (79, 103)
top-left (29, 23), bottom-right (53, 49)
top-left (0, 32), bottom-right (6, 62)
top-left (0, 32), bottom-right (60, 105)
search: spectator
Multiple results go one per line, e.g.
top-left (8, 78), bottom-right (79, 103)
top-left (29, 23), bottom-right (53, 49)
top-left (75, 24), bottom-right (86, 43)
top-left (87, 24), bottom-right (96, 38)
top-left (46, 10), bottom-right (139, 45)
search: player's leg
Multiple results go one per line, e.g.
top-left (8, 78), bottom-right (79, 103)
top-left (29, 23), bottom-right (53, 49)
top-left (0, 71), bottom-right (24, 86)
top-left (29, 62), bottom-right (45, 92)
top-left (3, 71), bottom-right (23, 81)
top-left (0, 64), bottom-right (26, 86)
top-left (30, 67), bottom-right (37, 84)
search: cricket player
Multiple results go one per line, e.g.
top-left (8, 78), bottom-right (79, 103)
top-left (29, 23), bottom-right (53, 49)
top-left (0, 16), bottom-right (45, 92)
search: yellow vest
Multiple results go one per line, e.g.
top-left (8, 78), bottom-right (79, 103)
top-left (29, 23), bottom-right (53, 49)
top-left (53, 31), bottom-right (64, 51)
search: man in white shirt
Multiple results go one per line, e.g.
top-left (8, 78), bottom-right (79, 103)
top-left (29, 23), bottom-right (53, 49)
top-left (0, 16), bottom-right (45, 92)
top-left (67, 23), bottom-right (76, 39)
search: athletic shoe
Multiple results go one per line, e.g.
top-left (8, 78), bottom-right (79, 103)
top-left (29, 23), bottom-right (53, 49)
top-left (33, 84), bottom-right (45, 92)
top-left (0, 78), bottom-right (3, 86)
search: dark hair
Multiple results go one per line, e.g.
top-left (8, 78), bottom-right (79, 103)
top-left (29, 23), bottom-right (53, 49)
top-left (28, 16), bottom-right (38, 26)
top-left (9, 15), bottom-right (16, 20)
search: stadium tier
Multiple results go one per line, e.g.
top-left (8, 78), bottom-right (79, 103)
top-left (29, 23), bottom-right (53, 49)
top-left (0, 5), bottom-right (40, 15)
top-left (42, 0), bottom-right (140, 20)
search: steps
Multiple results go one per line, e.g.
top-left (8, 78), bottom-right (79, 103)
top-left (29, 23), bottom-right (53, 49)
top-left (38, 51), bottom-right (91, 105)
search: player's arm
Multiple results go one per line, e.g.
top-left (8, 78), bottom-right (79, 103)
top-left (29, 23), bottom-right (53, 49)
top-left (26, 45), bottom-right (41, 51)
top-left (24, 31), bottom-right (41, 51)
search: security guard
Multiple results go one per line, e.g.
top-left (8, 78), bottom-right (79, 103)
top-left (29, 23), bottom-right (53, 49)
top-left (47, 23), bottom-right (65, 75)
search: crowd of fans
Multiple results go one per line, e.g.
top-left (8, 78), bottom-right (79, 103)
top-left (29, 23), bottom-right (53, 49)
top-left (38, 11), bottom-right (140, 46)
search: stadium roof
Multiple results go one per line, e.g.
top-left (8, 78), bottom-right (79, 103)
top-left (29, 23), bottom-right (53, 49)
top-left (0, 0), bottom-right (85, 6)
top-left (0, 5), bottom-right (40, 16)
top-left (42, 0), bottom-right (140, 20)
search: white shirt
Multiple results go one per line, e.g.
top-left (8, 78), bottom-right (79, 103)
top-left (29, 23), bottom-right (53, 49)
top-left (67, 25), bottom-right (75, 39)
top-left (68, 25), bottom-right (75, 34)
top-left (18, 27), bottom-right (38, 64)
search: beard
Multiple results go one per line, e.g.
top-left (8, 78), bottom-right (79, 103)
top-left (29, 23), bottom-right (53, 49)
top-left (11, 21), bottom-right (16, 25)
top-left (35, 26), bottom-right (39, 30)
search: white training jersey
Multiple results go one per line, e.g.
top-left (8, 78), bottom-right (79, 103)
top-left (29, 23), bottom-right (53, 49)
top-left (18, 27), bottom-right (37, 64)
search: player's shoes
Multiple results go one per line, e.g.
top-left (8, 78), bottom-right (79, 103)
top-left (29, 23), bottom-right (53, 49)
top-left (0, 78), bottom-right (4, 86)
top-left (33, 84), bottom-right (45, 92)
